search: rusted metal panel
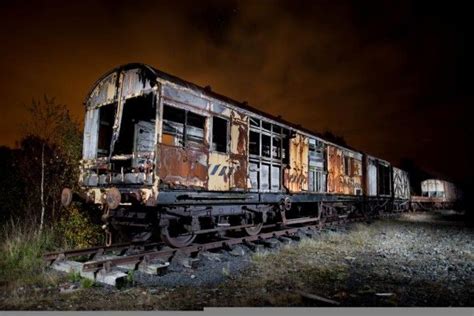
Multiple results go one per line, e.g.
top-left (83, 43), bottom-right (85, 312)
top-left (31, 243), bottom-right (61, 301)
top-left (393, 167), bottom-right (410, 199)
top-left (158, 144), bottom-right (208, 189)
top-left (327, 145), bottom-right (362, 195)
top-left (285, 133), bottom-right (308, 192)
top-left (207, 109), bottom-right (248, 191)
top-left (229, 110), bottom-right (248, 190)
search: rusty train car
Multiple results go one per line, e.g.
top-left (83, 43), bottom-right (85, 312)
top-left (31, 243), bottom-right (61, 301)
top-left (61, 63), bottom-right (412, 248)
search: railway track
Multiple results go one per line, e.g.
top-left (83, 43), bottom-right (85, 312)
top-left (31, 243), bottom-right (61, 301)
top-left (44, 212), bottom-right (402, 286)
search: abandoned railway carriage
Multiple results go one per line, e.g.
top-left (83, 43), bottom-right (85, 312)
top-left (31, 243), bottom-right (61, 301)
top-left (61, 63), bottom-right (411, 248)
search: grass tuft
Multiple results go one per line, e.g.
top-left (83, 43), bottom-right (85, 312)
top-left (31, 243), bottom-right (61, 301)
top-left (0, 219), bottom-right (56, 288)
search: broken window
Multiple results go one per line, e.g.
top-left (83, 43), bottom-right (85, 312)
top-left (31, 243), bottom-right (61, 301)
top-left (114, 93), bottom-right (156, 155)
top-left (186, 111), bottom-right (205, 145)
top-left (272, 137), bottom-right (281, 159)
top-left (250, 117), bottom-right (260, 127)
top-left (249, 131), bottom-right (260, 155)
top-left (161, 104), bottom-right (206, 147)
top-left (212, 116), bottom-right (228, 153)
top-left (249, 118), bottom-right (286, 191)
top-left (162, 104), bottom-right (185, 146)
top-left (262, 134), bottom-right (271, 157)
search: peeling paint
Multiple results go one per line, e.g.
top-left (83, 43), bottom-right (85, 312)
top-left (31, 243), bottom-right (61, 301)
top-left (285, 133), bottom-right (308, 192)
top-left (327, 145), bottom-right (362, 195)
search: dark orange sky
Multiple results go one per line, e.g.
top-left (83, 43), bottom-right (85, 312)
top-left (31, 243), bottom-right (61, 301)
top-left (0, 1), bottom-right (471, 183)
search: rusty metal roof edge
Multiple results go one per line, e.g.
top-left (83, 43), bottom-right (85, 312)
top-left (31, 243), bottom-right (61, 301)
top-left (84, 63), bottom-right (391, 164)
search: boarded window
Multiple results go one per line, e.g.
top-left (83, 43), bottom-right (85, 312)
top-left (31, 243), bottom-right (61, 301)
top-left (212, 116), bottom-right (228, 153)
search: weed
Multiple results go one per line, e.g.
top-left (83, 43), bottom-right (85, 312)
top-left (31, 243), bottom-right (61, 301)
top-left (0, 219), bottom-right (56, 288)
top-left (67, 271), bottom-right (81, 283)
top-left (126, 270), bottom-right (135, 285)
top-left (80, 277), bottom-right (95, 288)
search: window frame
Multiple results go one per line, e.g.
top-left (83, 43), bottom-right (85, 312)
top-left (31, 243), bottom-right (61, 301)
top-left (161, 103), bottom-right (206, 148)
top-left (211, 115), bottom-right (229, 153)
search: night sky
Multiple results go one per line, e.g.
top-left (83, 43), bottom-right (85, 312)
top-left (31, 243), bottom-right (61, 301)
top-left (0, 1), bottom-right (471, 184)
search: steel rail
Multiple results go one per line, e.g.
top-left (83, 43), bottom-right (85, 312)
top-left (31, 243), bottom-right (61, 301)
top-left (80, 214), bottom-right (393, 272)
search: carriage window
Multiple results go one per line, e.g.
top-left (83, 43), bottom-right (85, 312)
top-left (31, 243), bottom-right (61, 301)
top-left (272, 137), bottom-right (281, 159)
top-left (162, 105), bottom-right (206, 147)
top-left (262, 134), bottom-right (271, 157)
top-left (249, 131), bottom-right (260, 155)
top-left (212, 116), bottom-right (228, 153)
top-left (250, 117), bottom-right (260, 127)
top-left (262, 121), bottom-right (271, 131)
top-left (186, 111), bottom-right (205, 145)
top-left (162, 105), bottom-right (185, 146)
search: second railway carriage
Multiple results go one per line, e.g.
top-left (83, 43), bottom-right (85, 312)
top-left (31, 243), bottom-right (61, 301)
top-left (62, 63), bottom-right (411, 248)
top-left (410, 179), bottom-right (461, 210)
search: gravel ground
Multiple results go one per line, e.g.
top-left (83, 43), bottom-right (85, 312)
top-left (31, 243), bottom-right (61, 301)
top-left (0, 210), bottom-right (472, 310)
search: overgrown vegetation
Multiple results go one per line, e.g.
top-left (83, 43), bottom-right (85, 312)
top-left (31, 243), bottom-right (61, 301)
top-left (0, 96), bottom-right (102, 289)
top-left (0, 220), bottom-right (57, 288)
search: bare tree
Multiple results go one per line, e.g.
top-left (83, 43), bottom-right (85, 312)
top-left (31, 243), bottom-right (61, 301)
top-left (22, 95), bottom-right (81, 232)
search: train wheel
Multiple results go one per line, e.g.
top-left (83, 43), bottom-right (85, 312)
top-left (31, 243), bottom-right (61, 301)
top-left (160, 226), bottom-right (196, 248)
top-left (244, 223), bottom-right (263, 236)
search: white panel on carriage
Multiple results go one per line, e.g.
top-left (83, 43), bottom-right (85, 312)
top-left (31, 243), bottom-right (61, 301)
top-left (249, 161), bottom-right (259, 191)
top-left (162, 85), bottom-right (208, 110)
top-left (87, 72), bottom-right (117, 108)
top-left (121, 69), bottom-right (153, 99)
top-left (260, 163), bottom-right (270, 191)
top-left (83, 108), bottom-right (99, 159)
top-left (271, 165), bottom-right (281, 191)
top-left (368, 161), bottom-right (377, 196)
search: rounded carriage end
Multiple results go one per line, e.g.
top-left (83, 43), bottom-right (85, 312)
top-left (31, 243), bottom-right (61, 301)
top-left (106, 188), bottom-right (121, 210)
top-left (61, 188), bottom-right (73, 207)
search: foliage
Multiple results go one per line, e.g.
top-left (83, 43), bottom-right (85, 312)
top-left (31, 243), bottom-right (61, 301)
top-left (16, 95), bottom-right (82, 226)
top-left (0, 219), bottom-right (56, 287)
top-left (80, 277), bottom-right (95, 288)
top-left (67, 271), bottom-right (82, 283)
top-left (57, 204), bottom-right (104, 249)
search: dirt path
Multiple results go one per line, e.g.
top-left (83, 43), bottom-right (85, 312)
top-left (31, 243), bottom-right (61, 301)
top-left (1, 210), bottom-right (472, 310)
